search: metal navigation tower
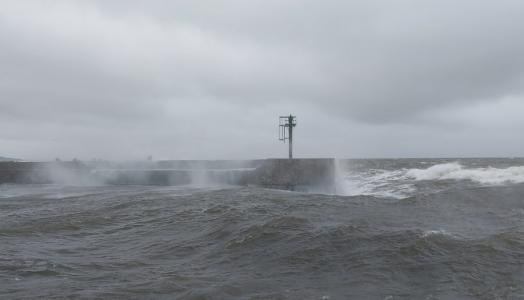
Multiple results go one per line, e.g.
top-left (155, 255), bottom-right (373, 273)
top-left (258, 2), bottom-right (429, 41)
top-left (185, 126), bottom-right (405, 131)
top-left (279, 115), bottom-right (297, 159)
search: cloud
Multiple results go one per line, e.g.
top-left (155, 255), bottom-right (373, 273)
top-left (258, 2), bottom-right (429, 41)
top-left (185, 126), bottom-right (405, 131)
top-left (1, 0), bottom-right (523, 159)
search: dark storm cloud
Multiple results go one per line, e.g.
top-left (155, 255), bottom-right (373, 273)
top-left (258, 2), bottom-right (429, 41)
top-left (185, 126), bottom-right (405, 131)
top-left (1, 0), bottom-right (523, 159)
top-left (86, 0), bottom-right (524, 122)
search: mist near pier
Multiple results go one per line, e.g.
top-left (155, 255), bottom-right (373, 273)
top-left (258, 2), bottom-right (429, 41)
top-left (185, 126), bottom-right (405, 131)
top-left (32, 160), bottom-right (257, 188)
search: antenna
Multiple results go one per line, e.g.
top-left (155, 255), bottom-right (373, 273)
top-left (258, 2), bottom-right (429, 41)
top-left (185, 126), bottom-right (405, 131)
top-left (279, 114), bottom-right (297, 159)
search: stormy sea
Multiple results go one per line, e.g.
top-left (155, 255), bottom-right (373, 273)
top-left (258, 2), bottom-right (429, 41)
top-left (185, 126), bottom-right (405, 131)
top-left (2, 158), bottom-right (524, 299)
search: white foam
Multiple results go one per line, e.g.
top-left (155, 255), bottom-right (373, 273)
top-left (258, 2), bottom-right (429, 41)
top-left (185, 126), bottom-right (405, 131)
top-left (406, 162), bottom-right (524, 185)
top-left (421, 229), bottom-right (462, 240)
top-left (334, 161), bottom-right (524, 199)
top-left (406, 162), bottom-right (462, 180)
top-left (421, 229), bottom-right (451, 238)
top-left (335, 161), bottom-right (415, 199)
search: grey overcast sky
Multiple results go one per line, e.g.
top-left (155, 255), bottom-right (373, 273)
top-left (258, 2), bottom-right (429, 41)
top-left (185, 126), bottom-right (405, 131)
top-left (1, 0), bottom-right (524, 160)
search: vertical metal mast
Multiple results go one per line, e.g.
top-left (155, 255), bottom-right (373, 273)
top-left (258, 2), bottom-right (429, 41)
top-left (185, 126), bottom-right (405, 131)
top-left (279, 115), bottom-right (297, 159)
top-left (287, 115), bottom-right (293, 159)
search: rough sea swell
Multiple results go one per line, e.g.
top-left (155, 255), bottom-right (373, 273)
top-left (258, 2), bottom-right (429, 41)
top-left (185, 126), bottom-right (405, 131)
top-left (2, 158), bottom-right (524, 299)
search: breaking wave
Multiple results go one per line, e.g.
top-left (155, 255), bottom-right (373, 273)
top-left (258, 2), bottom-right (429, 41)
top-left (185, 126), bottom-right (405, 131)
top-left (335, 160), bottom-right (524, 199)
top-left (406, 162), bottom-right (524, 185)
top-left (336, 168), bottom-right (414, 199)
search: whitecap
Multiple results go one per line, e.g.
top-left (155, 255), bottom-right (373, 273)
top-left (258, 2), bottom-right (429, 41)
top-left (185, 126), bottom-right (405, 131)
top-left (406, 162), bottom-right (524, 185)
top-left (421, 229), bottom-right (451, 238)
top-left (335, 167), bottom-right (415, 199)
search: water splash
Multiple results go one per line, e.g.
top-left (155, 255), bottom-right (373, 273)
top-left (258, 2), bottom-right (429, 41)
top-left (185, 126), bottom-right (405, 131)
top-left (334, 159), bottom-right (414, 199)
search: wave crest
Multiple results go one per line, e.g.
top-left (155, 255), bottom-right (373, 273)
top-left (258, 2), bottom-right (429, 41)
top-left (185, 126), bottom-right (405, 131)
top-left (406, 162), bottom-right (524, 185)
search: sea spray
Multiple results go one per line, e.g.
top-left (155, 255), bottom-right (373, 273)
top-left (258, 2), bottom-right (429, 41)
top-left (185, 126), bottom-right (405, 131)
top-left (334, 159), bottom-right (351, 195)
top-left (333, 159), bottom-right (414, 198)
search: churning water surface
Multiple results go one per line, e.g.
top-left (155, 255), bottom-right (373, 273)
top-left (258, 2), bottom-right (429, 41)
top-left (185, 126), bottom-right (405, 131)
top-left (2, 158), bottom-right (524, 299)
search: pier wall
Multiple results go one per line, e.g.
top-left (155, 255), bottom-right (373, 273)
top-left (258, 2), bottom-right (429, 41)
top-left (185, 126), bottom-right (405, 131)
top-left (0, 161), bottom-right (90, 184)
top-left (247, 158), bottom-right (336, 193)
top-left (0, 159), bottom-right (336, 193)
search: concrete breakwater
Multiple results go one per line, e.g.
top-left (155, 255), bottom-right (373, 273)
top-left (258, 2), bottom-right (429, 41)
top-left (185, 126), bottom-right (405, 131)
top-left (0, 159), bottom-right (336, 193)
top-left (0, 161), bottom-right (90, 184)
top-left (246, 159), bottom-right (336, 193)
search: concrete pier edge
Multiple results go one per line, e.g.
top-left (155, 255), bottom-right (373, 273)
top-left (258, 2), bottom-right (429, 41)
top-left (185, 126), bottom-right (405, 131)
top-left (0, 159), bottom-right (336, 193)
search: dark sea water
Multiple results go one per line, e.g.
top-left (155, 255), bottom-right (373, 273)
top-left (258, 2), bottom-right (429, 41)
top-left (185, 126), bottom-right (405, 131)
top-left (2, 158), bottom-right (524, 299)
